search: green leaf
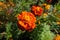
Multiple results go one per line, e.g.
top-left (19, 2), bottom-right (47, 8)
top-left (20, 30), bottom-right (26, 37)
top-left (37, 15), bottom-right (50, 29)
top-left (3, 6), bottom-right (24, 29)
top-left (6, 22), bottom-right (12, 40)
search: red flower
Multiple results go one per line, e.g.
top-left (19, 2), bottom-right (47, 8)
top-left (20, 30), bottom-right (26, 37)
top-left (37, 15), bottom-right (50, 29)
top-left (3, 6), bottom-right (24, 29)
top-left (17, 11), bottom-right (36, 32)
top-left (31, 6), bottom-right (43, 16)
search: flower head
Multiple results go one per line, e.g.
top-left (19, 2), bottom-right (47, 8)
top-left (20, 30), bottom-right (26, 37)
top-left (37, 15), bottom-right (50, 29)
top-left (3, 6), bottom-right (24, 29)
top-left (45, 4), bottom-right (51, 10)
top-left (0, 2), bottom-right (7, 9)
top-left (17, 11), bottom-right (36, 32)
top-left (54, 34), bottom-right (60, 40)
top-left (31, 6), bottom-right (43, 16)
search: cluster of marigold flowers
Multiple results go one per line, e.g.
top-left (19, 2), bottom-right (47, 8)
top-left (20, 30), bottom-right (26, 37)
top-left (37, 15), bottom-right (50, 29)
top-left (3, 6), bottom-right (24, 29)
top-left (16, 2), bottom-right (54, 32)
top-left (0, 1), bottom-right (51, 32)
top-left (0, 0), bottom-right (55, 32)
top-left (17, 5), bottom-right (43, 32)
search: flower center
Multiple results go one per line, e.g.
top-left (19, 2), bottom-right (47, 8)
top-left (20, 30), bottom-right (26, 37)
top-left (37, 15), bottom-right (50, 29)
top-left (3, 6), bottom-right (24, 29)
top-left (36, 7), bottom-right (40, 11)
top-left (24, 15), bottom-right (30, 21)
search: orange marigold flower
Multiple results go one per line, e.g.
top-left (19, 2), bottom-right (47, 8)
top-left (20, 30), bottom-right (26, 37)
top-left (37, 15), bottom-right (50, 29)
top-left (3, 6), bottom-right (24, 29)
top-left (0, 2), bottom-right (7, 9)
top-left (31, 6), bottom-right (43, 16)
top-left (17, 11), bottom-right (36, 32)
top-left (45, 4), bottom-right (51, 10)
top-left (56, 21), bottom-right (60, 25)
top-left (54, 34), bottom-right (60, 40)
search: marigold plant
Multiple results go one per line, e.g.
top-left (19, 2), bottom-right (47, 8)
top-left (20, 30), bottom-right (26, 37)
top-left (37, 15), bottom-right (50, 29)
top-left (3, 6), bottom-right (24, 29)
top-left (17, 11), bottom-right (36, 32)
